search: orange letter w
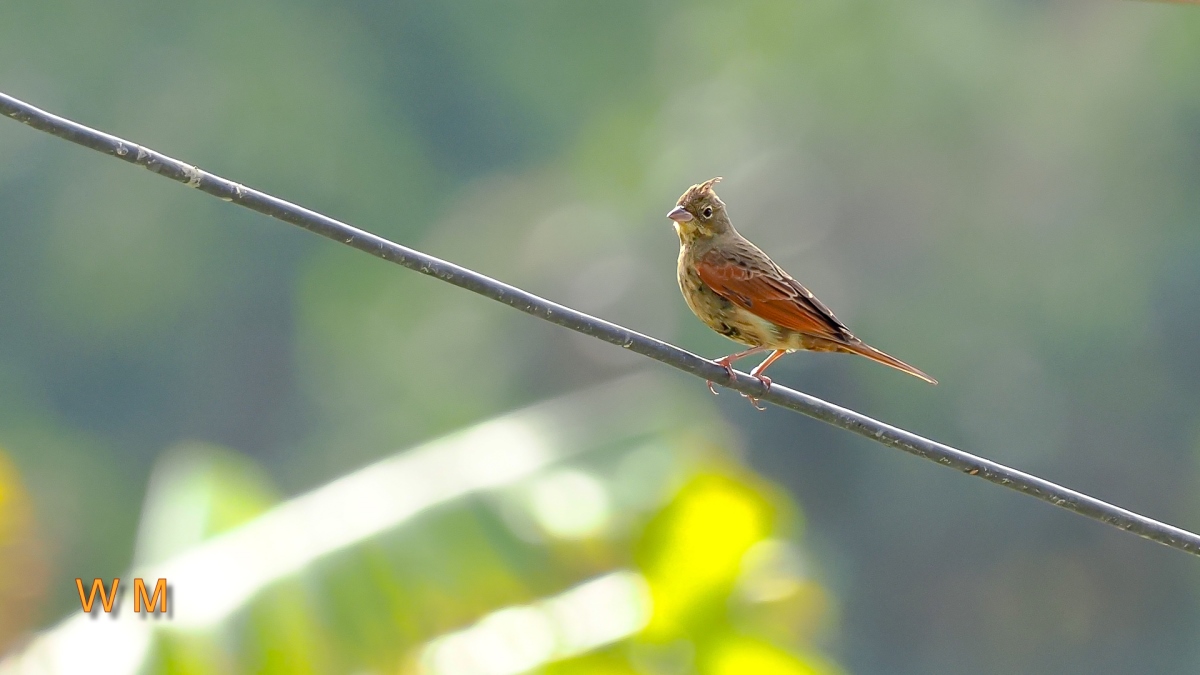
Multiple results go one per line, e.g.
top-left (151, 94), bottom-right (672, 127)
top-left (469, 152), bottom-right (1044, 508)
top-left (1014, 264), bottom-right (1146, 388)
top-left (76, 578), bottom-right (120, 613)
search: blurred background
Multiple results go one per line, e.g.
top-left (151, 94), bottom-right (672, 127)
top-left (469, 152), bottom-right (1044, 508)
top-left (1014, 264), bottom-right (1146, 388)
top-left (1, 0), bottom-right (1200, 673)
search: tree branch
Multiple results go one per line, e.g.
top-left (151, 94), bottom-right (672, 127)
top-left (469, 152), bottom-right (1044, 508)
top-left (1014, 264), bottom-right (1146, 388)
top-left (3, 90), bottom-right (1198, 557)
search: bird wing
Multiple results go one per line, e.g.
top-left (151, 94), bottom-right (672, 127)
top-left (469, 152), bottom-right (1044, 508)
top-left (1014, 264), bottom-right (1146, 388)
top-left (695, 244), bottom-right (855, 344)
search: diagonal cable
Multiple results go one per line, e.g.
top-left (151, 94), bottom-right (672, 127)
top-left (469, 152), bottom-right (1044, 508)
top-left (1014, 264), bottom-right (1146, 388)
top-left (2, 90), bottom-right (1198, 557)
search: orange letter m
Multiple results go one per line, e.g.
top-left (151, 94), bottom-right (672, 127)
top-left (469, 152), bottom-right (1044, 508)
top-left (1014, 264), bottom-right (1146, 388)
top-left (76, 578), bottom-right (120, 613)
top-left (134, 577), bottom-right (168, 613)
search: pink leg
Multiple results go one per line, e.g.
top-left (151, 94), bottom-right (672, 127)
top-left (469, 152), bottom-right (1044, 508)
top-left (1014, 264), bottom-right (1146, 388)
top-left (750, 349), bottom-right (787, 385)
top-left (707, 346), bottom-right (770, 395)
top-left (743, 349), bottom-right (788, 410)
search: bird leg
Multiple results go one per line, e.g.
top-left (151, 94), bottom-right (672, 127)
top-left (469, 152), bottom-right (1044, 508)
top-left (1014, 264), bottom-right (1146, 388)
top-left (707, 346), bottom-right (770, 395)
top-left (749, 349), bottom-right (787, 388)
top-left (742, 349), bottom-right (788, 410)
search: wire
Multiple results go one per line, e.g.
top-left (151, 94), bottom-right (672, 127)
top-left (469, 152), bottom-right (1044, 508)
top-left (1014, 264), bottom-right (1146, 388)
top-left (3, 90), bottom-right (1198, 557)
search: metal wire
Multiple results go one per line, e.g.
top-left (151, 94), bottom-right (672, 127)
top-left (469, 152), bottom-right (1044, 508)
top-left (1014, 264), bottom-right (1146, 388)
top-left (3, 90), bottom-right (1198, 557)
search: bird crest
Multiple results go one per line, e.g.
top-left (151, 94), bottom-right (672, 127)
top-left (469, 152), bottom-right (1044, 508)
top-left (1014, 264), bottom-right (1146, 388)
top-left (678, 176), bottom-right (724, 210)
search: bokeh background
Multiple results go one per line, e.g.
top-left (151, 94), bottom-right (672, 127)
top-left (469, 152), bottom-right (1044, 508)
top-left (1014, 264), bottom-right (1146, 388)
top-left (2, 0), bottom-right (1200, 673)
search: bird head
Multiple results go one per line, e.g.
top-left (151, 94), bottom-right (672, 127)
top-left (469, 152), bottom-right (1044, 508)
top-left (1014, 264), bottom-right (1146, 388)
top-left (667, 177), bottom-right (729, 242)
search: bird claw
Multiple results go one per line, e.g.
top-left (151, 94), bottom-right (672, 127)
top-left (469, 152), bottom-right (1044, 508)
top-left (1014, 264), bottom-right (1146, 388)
top-left (740, 375), bottom-right (771, 410)
top-left (707, 358), bottom-right (737, 395)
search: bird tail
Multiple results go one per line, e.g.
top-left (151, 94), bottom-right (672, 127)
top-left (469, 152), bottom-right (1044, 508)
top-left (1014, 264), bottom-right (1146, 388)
top-left (842, 341), bottom-right (937, 384)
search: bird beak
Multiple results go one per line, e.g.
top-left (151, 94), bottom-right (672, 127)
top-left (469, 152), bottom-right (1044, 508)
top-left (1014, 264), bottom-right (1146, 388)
top-left (667, 205), bottom-right (693, 222)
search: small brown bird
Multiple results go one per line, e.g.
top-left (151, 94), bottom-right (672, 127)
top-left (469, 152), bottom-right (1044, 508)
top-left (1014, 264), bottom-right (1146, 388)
top-left (668, 177), bottom-right (935, 406)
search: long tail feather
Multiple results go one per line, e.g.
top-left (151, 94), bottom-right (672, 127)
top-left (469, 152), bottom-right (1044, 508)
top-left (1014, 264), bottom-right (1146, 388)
top-left (842, 341), bottom-right (937, 384)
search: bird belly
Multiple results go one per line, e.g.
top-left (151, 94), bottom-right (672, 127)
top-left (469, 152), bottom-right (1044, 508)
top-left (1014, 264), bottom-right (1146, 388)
top-left (678, 264), bottom-right (798, 350)
top-left (721, 305), bottom-right (803, 350)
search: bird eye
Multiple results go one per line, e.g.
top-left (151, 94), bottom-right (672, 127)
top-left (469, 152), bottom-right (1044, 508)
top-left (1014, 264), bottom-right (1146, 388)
top-left (702, 206), bottom-right (713, 218)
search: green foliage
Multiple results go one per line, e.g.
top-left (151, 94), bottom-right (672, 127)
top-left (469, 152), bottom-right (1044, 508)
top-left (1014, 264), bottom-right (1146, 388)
top-left (123, 397), bottom-right (838, 674)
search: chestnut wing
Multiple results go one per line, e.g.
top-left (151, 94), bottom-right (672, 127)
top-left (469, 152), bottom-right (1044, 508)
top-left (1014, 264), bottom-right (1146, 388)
top-left (695, 246), bottom-right (854, 344)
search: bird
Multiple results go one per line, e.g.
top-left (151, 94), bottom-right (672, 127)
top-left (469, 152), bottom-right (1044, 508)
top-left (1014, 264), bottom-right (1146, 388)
top-left (667, 177), bottom-right (935, 408)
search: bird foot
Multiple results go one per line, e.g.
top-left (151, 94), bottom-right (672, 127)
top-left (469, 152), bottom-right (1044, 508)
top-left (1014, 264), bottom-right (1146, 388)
top-left (741, 374), bottom-right (771, 410)
top-left (707, 357), bottom-right (738, 395)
